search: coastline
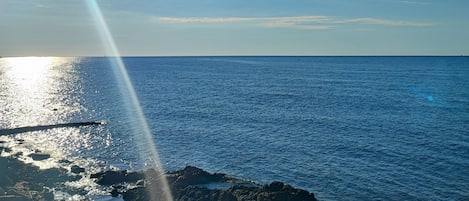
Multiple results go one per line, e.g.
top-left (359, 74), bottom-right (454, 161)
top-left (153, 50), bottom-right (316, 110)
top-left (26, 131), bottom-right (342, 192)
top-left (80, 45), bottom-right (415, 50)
top-left (0, 154), bottom-right (316, 201)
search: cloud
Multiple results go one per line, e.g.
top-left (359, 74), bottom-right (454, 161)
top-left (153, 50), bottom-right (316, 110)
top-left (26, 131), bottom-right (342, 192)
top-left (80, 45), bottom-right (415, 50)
top-left (155, 16), bottom-right (433, 30)
top-left (336, 18), bottom-right (433, 26)
top-left (157, 16), bottom-right (330, 26)
top-left (157, 17), bottom-right (253, 23)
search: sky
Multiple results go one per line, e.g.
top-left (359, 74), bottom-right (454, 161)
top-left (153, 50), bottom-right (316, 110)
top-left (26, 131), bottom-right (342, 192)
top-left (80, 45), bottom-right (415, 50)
top-left (1, 0), bottom-right (468, 56)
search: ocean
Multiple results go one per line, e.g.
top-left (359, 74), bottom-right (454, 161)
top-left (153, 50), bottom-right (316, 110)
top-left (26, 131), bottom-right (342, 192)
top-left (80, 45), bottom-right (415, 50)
top-left (1, 56), bottom-right (468, 200)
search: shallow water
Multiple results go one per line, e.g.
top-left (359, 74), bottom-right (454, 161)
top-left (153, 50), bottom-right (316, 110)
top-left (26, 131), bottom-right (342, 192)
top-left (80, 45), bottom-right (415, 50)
top-left (1, 56), bottom-right (469, 200)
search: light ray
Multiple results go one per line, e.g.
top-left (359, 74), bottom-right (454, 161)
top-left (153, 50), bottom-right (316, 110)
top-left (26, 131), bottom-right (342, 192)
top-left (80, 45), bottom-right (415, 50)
top-left (85, 1), bottom-right (173, 200)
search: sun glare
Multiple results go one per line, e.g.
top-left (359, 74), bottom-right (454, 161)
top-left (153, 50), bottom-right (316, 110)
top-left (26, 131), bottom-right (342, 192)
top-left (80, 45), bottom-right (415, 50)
top-left (0, 57), bottom-right (75, 127)
top-left (4, 57), bottom-right (54, 89)
top-left (85, 1), bottom-right (174, 200)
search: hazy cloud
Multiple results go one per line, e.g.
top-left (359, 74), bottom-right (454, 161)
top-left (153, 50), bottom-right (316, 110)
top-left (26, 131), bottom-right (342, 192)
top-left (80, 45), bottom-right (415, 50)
top-left (336, 18), bottom-right (433, 26)
top-left (157, 17), bottom-right (254, 23)
top-left (155, 16), bottom-right (433, 29)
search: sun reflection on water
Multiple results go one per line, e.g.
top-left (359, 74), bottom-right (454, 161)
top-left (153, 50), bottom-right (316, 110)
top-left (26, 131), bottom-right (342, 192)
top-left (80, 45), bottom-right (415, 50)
top-left (5, 57), bottom-right (54, 89)
top-left (0, 57), bottom-right (80, 127)
top-left (0, 57), bottom-right (95, 163)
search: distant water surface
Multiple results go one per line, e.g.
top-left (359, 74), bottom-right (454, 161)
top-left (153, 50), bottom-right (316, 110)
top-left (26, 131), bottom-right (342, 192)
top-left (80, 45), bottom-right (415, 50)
top-left (1, 56), bottom-right (468, 200)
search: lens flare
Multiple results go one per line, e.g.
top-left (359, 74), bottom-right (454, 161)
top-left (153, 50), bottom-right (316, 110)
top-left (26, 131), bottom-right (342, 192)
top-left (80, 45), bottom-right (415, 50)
top-left (85, 1), bottom-right (173, 200)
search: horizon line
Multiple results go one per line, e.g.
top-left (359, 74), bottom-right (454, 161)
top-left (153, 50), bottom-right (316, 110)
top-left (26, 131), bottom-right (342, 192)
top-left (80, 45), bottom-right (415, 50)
top-left (1, 54), bottom-right (468, 58)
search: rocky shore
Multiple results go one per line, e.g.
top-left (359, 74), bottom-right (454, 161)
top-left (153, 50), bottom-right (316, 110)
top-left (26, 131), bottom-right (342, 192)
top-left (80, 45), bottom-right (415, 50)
top-left (93, 166), bottom-right (317, 201)
top-left (1, 154), bottom-right (316, 201)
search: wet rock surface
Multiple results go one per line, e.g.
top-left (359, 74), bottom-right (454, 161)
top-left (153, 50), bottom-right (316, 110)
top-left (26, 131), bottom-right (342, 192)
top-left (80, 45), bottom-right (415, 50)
top-left (0, 156), bottom-right (78, 201)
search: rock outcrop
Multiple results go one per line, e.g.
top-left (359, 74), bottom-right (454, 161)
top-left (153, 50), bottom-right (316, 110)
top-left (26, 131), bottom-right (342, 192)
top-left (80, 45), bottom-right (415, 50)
top-left (98, 166), bottom-right (317, 201)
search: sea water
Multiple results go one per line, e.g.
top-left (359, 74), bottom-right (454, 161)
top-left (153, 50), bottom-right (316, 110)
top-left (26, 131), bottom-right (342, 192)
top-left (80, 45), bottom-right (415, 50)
top-left (1, 56), bottom-right (468, 200)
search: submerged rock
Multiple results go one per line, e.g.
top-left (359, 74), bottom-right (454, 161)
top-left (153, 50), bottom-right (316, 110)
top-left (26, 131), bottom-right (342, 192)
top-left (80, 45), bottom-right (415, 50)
top-left (29, 153), bottom-right (50, 161)
top-left (70, 165), bottom-right (85, 174)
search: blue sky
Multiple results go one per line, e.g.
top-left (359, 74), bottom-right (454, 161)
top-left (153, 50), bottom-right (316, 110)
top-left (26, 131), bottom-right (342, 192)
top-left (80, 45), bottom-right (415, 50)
top-left (1, 0), bottom-right (468, 56)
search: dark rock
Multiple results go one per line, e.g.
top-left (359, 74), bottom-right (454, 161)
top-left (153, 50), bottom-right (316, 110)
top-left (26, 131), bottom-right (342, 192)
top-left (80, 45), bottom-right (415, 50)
top-left (92, 166), bottom-right (316, 201)
top-left (58, 159), bottom-right (72, 164)
top-left (110, 188), bottom-right (119, 197)
top-left (1, 147), bottom-right (12, 153)
top-left (123, 185), bottom-right (171, 201)
top-left (266, 181), bottom-right (284, 191)
top-left (229, 181), bottom-right (317, 201)
top-left (175, 186), bottom-right (220, 201)
top-left (168, 166), bottom-right (226, 189)
top-left (29, 153), bottom-right (50, 161)
top-left (91, 170), bottom-right (145, 185)
top-left (13, 152), bottom-right (23, 157)
top-left (123, 187), bottom-right (148, 200)
top-left (189, 187), bottom-right (210, 201)
top-left (209, 189), bottom-right (237, 201)
top-left (70, 165), bottom-right (85, 174)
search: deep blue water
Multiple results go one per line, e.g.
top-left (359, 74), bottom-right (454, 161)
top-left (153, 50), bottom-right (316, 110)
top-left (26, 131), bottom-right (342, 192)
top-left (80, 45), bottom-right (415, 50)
top-left (1, 56), bottom-right (469, 200)
top-left (127, 56), bottom-right (469, 200)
